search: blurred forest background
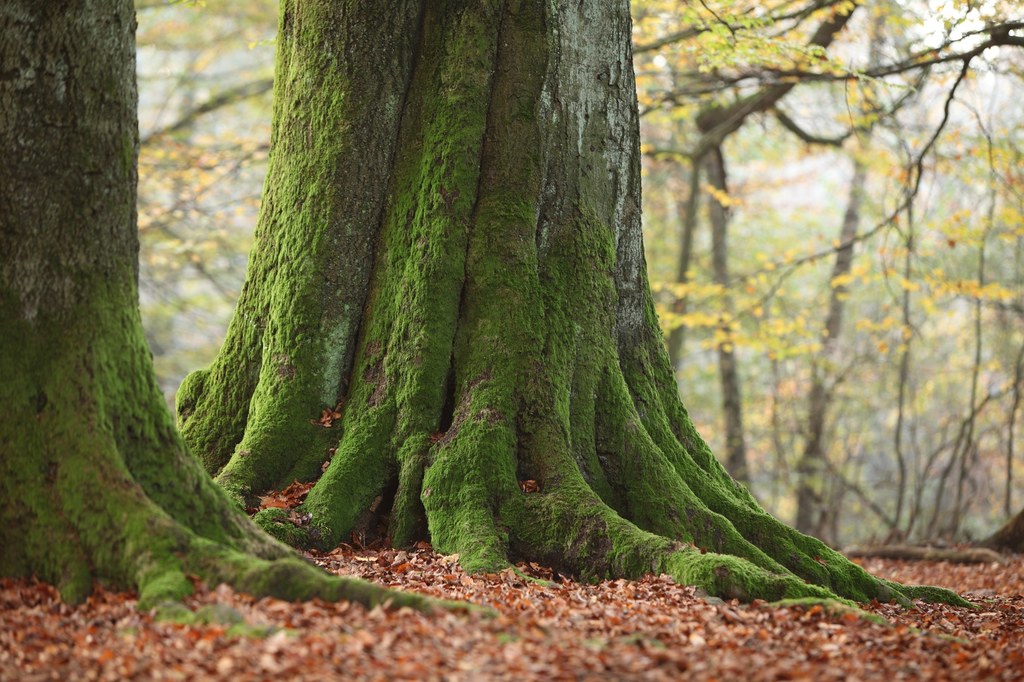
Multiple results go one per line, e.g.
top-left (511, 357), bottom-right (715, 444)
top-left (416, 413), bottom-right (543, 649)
top-left (135, 0), bottom-right (1023, 548)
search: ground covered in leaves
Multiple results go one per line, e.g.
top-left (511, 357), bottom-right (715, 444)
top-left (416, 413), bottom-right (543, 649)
top-left (2, 547), bottom-right (1022, 680)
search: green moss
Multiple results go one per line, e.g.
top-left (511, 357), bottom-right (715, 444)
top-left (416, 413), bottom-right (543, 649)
top-left (253, 508), bottom-right (314, 548)
top-left (390, 435), bottom-right (430, 546)
top-left (662, 548), bottom-right (836, 603)
top-left (301, 413), bottom-right (394, 549)
top-left (898, 584), bottom-right (973, 608)
top-left (422, 411), bottom-right (520, 573)
top-left (176, 321), bottom-right (261, 477)
top-left (138, 570), bottom-right (194, 610)
top-left (152, 602), bottom-right (196, 624)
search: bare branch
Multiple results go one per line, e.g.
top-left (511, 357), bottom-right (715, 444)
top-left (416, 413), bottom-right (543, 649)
top-left (142, 78), bottom-right (273, 144)
top-left (773, 108), bottom-right (851, 146)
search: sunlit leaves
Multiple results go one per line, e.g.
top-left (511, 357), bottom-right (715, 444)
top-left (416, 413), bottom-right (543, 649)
top-left (636, 0), bottom-right (1024, 539)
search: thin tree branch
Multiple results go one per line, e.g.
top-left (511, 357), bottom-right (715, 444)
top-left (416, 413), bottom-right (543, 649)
top-left (142, 78), bottom-right (274, 144)
top-left (773, 108), bottom-right (851, 145)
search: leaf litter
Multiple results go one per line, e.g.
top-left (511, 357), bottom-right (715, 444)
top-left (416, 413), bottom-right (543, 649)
top-left (2, 550), bottom-right (1022, 680)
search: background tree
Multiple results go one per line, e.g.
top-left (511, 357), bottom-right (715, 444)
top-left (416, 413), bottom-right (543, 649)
top-left (0, 0), bottom-right (439, 612)
top-left (983, 504), bottom-right (1024, 552)
top-left (134, 0), bottom-right (277, 398)
top-left (635, 0), bottom-right (1024, 544)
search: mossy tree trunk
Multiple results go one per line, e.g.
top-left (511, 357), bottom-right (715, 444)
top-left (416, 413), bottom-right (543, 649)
top-left (179, 0), bottom-right (959, 605)
top-left (0, 0), bottom-right (438, 613)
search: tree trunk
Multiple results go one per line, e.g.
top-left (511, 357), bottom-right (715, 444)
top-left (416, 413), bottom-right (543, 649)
top-left (666, 160), bottom-right (700, 370)
top-left (177, 0), bottom-right (959, 605)
top-left (705, 145), bottom-right (748, 484)
top-left (982, 507), bottom-right (1024, 553)
top-left (795, 159), bottom-right (866, 537)
top-left (0, 0), bottom-right (438, 613)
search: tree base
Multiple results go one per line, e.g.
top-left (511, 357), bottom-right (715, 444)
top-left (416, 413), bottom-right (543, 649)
top-left (175, 0), bottom-right (968, 610)
top-left (981, 508), bottom-right (1024, 553)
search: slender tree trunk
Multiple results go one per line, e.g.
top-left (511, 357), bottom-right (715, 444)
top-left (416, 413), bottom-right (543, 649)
top-left (1009, 235), bottom-right (1024, 519)
top-left (1006, 339), bottom-right (1024, 518)
top-left (768, 353), bottom-right (791, 513)
top-left (177, 0), bottom-right (959, 605)
top-left (704, 146), bottom-right (748, 484)
top-left (952, 151), bottom-right (997, 537)
top-left (0, 0), bottom-right (438, 613)
top-left (950, 236), bottom-right (987, 537)
top-left (893, 198), bottom-right (921, 539)
top-left (666, 160), bottom-right (701, 370)
top-left (795, 159), bottom-right (866, 536)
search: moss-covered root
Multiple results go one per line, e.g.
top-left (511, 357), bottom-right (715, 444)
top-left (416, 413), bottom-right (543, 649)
top-left (614, 345), bottom-right (944, 606)
top-left (496, 485), bottom-right (845, 604)
top-left (251, 508), bottom-right (318, 548)
top-left (661, 549), bottom-right (840, 603)
top-left (891, 582), bottom-right (973, 608)
top-left (421, 415), bottom-right (522, 575)
top-left (138, 536), bottom-right (470, 616)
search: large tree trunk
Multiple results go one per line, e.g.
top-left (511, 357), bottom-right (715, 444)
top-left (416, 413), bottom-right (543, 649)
top-left (178, 0), bottom-right (958, 604)
top-left (982, 507), bottom-right (1024, 553)
top-left (0, 0), bottom-right (437, 613)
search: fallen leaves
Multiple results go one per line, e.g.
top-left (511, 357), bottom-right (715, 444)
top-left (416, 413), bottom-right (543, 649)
top-left (1, 555), bottom-right (1022, 680)
top-left (518, 480), bottom-right (540, 494)
top-left (256, 480), bottom-right (314, 511)
top-left (311, 400), bottom-right (344, 428)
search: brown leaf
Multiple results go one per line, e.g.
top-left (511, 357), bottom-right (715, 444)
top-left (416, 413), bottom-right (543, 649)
top-left (519, 479), bottom-right (540, 493)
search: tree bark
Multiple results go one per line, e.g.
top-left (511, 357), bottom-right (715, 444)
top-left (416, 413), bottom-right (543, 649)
top-left (982, 506), bottom-right (1024, 553)
top-left (177, 0), bottom-right (961, 605)
top-left (0, 0), bottom-right (440, 613)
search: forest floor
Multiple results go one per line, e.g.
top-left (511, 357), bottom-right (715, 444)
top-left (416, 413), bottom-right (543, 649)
top-left (1, 546), bottom-right (1021, 680)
